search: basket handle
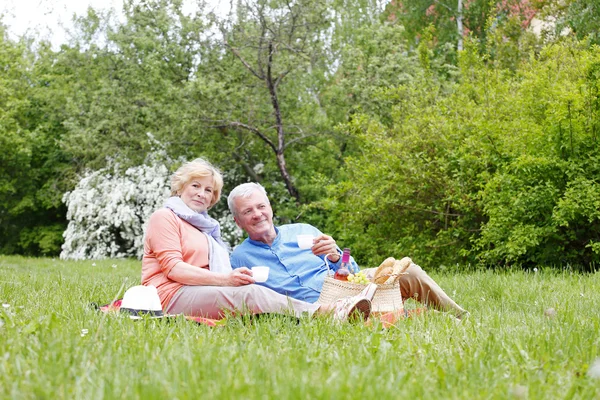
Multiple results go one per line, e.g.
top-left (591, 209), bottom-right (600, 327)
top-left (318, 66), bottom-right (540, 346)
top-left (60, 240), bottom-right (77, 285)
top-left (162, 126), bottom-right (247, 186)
top-left (323, 253), bottom-right (339, 275)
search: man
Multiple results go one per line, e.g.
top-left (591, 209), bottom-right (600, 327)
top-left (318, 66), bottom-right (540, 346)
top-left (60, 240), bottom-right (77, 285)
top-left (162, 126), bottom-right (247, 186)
top-left (228, 182), bottom-right (468, 319)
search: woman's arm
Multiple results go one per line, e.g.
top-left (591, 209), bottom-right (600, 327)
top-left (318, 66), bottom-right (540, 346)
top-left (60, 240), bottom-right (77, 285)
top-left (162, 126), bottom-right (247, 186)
top-left (146, 209), bottom-right (255, 287)
top-left (167, 263), bottom-right (254, 286)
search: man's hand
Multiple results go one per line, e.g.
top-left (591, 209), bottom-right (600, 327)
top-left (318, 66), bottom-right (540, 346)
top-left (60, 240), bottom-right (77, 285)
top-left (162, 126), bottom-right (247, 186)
top-left (311, 234), bottom-right (340, 262)
top-left (224, 267), bottom-right (255, 286)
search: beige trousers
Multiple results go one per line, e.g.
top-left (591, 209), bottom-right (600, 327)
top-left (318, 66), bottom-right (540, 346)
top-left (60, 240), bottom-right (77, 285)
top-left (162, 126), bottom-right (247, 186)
top-left (364, 263), bottom-right (467, 317)
top-left (166, 284), bottom-right (320, 319)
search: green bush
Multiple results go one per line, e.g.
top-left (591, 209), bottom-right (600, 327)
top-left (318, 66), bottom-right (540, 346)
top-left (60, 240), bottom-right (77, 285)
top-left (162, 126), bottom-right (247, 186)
top-left (325, 39), bottom-right (600, 270)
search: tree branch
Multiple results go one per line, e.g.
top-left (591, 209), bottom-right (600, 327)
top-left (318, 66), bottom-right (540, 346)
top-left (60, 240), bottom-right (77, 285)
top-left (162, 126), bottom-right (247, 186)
top-left (256, 9), bottom-right (267, 78)
top-left (267, 40), bottom-right (285, 153)
top-left (232, 146), bottom-right (262, 182)
top-left (284, 132), bottom-right (320, 148)
top-left (433, 0), bottom-right (455, 14)
top-left (274, 70), bottom-right (291, 89)
top-left (223, 39), bottom-right (264, 80)
top-left (214, 121), bottom-right (277, 152)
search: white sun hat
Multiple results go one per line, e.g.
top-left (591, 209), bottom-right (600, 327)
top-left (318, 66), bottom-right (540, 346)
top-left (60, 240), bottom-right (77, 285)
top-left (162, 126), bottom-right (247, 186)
top-left (120, 285), bottom-right (164, 319)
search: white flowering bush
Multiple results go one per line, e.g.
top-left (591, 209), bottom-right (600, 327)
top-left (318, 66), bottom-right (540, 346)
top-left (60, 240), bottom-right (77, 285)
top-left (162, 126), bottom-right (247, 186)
top-left (61, 141), bottom-right (244, 259)
top-left (218, 212), bottom-right (243, 247)
top-left (60, 156), bottom-right (171, 260)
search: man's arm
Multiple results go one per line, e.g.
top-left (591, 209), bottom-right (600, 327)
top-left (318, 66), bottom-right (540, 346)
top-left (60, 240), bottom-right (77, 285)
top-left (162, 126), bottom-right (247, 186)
top-left (311, 234), bottom-right (341, 263)
top-left (311, 233), bottom-right (360, 272)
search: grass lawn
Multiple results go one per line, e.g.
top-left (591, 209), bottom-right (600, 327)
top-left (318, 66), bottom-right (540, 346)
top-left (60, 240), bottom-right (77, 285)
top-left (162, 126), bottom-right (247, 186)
top-left (1, 255), bottom-right (599, 399)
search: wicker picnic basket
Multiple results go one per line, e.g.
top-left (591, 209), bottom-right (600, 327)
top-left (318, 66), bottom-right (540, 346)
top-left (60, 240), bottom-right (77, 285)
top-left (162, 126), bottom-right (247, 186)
top-left (316, 255), bottom-right (405, 314)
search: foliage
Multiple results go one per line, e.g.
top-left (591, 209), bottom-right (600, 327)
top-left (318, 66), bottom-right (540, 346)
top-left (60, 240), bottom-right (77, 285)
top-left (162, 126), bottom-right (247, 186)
top-left (298, 13), bottom-right (425, 231)
top-left (0, 28), bottom-right (69, 256)
top-left (326, 39), bottom-right (600, 269)
top-left (1, 0), bottom-right (600, 267)
top-left (473, 40), bottom-right (600, 267)
top-left (538, 0), bottom-right (600, 45)
top-left (384, 0), bottom-right (544, 69)
top-left (2, 256), bottom-right (600, 398)
top-left (322, 20), bottom-right (423, 126)
top-left (55, 0), bottom-right (216, 168)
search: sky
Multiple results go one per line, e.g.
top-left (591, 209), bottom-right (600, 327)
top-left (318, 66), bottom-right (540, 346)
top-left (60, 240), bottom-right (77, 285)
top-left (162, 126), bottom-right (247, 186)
top-left (0, 0), bottom-right (228, 49)
top-left (1, 0), bottom-right (124, 47)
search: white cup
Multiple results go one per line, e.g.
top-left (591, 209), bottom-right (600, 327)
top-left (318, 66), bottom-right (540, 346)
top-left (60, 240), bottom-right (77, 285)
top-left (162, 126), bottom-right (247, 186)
top-left (297, 234), bottom-right (315, 249)
top-left (251, 266), bottom-right (270, 282)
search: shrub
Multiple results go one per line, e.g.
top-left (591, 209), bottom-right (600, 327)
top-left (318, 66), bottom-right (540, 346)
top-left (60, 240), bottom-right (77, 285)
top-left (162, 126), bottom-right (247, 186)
top-left (325, 39), bottom-right (600, 269)
top-left (61, 147), bottom-right (244, 260)
top-left (60, 155), bottom-right (171, 260)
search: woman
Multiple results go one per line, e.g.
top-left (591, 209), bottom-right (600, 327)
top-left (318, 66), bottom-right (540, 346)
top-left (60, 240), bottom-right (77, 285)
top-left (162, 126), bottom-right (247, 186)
top-left (142, 158), bottom-right (373, 321)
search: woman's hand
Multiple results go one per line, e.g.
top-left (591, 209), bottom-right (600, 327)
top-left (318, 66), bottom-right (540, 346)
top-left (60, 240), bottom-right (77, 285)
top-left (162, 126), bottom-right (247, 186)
top-left (168, 262), bottom-right (256, 286)
top-left (223, 267), bottom-right (255, 286)
top-left (311, 234), bottom-right (340, 262)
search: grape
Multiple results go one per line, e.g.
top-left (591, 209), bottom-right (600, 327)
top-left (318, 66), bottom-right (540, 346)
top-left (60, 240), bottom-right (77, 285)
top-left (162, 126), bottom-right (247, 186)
top-left (347, 271), bottom-right (370, 284)
top-left (353, 271), bottom-right (370, 284)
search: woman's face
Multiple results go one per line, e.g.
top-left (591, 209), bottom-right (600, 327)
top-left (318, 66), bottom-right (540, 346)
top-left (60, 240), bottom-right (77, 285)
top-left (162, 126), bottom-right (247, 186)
top-left (179, 175), bottom-right (215, 213)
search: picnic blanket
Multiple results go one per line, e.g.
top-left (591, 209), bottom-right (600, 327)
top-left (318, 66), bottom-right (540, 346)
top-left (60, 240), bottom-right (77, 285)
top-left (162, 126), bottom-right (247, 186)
top-left (95, 299), bottom-right (223, 327)
top-left (95, 299), bottom-right (426, 328)
top-left (367, 308), bottom-right (428, 328)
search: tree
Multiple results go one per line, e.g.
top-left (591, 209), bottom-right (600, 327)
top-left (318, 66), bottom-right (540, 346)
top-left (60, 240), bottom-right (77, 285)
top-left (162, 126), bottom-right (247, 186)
top-left (211, 0), bottom-right (334, 203)
top-left (384, 0), bottom-right (539, 59)
top-left (0, 26), bottom-right (69, 255)
top-left (56, 0), bottom-right (215, 169)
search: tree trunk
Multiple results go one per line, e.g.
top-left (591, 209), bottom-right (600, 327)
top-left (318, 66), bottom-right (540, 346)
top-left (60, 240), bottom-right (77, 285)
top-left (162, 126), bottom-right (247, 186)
top-left (457, 0), bottom-right (464, 51)
top-left (266, 41), bottom-right (300, 202)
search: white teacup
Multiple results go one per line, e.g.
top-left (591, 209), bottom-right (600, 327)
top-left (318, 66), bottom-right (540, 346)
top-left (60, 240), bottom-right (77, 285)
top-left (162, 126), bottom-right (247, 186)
top-left (251, 266), bottom-right (270, 282)
top-left (297, 234), bottom-right (315, 250)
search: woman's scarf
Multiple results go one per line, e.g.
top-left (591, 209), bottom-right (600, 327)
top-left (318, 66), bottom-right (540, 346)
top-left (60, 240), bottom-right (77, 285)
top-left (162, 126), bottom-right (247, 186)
top-left (164, 196), bottom-right (232, 273)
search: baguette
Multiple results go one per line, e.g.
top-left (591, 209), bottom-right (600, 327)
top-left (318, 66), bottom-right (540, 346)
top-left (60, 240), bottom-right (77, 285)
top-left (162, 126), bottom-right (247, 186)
top-left (383, 257), bottom-right (412, 284)
top-left (394, 257), bottom-right (412, 274)
top-left (373, 257), bottom-right (395, 284)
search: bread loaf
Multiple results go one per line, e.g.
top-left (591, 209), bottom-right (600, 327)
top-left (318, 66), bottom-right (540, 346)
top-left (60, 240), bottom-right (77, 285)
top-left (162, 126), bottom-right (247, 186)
top-left (383, 257), bottom-right (412, 284)
top-left (394, 257), bottom-right (412, 274)
top-left (373, 257), bottom-right (395, 284)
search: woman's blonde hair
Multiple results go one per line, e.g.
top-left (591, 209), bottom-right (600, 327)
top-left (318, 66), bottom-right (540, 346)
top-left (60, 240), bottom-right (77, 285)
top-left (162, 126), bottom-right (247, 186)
top-left (170, 158), bottom-right (224, 208)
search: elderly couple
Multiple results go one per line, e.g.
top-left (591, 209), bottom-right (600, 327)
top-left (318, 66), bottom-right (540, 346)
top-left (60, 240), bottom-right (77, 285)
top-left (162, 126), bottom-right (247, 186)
top-left (142, 158), bottom-right (468, 323)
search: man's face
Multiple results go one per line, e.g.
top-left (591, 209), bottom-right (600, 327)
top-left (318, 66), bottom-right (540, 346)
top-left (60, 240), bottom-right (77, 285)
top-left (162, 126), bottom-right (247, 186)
top-left (233, 190), bottom-right (276, 242)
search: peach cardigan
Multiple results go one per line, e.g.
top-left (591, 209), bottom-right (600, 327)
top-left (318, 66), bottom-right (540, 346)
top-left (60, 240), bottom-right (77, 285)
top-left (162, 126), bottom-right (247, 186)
top-left (142, 208), bottom-right (209, 309)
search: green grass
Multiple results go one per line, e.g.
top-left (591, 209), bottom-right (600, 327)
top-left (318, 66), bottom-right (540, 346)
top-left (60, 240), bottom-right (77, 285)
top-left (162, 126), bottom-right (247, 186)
top-left (1, 255), bottom-right (600, 399)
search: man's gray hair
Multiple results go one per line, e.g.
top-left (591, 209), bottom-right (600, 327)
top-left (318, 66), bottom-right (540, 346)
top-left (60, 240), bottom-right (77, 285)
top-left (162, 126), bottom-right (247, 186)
top-left (227, 182), bottom-right (270, 215)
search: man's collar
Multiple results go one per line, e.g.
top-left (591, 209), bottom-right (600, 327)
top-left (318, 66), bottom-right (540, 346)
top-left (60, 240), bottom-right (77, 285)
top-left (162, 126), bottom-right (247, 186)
top-left (247, 226), bottom-right (280, 247)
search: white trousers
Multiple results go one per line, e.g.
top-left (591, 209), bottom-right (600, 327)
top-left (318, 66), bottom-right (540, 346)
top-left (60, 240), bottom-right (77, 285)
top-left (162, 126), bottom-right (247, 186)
top-left (166, 284), bottom-right (320, 319)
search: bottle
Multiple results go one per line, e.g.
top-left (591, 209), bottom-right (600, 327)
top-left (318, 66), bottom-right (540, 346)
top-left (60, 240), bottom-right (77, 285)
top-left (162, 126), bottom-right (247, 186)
top-left (334, 248), bottom-right (351, 281)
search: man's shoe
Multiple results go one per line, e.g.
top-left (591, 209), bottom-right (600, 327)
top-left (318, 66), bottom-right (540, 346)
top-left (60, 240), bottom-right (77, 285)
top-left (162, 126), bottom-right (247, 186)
top-left (332, 296), bottom-right (372, 322)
